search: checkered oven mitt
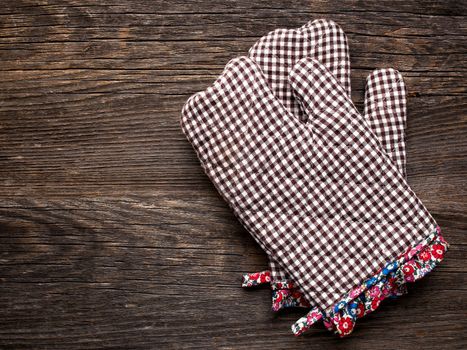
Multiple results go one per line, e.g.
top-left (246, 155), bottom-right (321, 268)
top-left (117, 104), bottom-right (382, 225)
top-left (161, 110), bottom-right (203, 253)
top-left (180, 56), bottom-right (447, 337)
top-left (242, 19), bottom-right (410, 312)
top-left (288, 58), bottom-right (447, 336)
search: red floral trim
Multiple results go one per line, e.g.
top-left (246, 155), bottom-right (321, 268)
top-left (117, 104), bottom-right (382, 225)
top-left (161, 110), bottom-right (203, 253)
top-left (292, 227), bottom-right (448, 337)
top-left (271, 286), bottom-right (310, 311)
top-left (241, 270), bottom-right (271, 287)
top-left (242, 271), bottom-right (310, 311)
top-left (337, 316), bottom-right (354, 336)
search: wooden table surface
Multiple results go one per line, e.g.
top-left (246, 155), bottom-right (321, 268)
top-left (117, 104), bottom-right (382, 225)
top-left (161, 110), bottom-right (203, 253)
top-left (0, 1), bottom-right (466, 349)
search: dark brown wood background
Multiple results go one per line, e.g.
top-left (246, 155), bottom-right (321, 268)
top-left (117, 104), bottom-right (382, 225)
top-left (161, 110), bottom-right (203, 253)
top-left (0, 1), bottom-right (466, 349)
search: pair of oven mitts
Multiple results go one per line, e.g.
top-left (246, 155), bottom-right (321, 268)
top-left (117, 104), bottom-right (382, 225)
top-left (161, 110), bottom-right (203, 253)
top-left (180, 19), bottom-right (447, 337)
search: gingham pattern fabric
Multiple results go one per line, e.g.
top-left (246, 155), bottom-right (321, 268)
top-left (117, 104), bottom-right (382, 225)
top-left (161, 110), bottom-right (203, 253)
top-left (246, 20), bottom-right (408, 292)
top-left (180, 56), bottom-right (437, 312)
top-left (364, 69), bottom-right (407, 177)
top-left (249, 19), bottom-right (350, 122)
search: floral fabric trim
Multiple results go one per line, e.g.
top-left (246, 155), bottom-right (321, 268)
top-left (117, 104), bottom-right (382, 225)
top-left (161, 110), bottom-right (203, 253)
top-left (271, 285), bottom-right (311, 311)
top-left (241, 271), bottom-right (271, 287)
top-left (292, 227), bottom-right (447, 337)
top-left (242, 271), bottom-right (310, 311)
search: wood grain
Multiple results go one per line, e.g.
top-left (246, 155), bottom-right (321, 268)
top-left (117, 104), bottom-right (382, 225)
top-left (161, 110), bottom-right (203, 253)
top-left (0, 1), bottom-right (466, 349)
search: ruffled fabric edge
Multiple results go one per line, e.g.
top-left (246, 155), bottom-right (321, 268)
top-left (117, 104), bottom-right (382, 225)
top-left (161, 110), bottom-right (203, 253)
top-left (242, 271), bottom-right (310, 311)
top-left (292, 226), bottom-right (448, 337)
top-left (241, 270), bottom-right (272, 287)
top-left (270, 284), bottom-right (311, 311)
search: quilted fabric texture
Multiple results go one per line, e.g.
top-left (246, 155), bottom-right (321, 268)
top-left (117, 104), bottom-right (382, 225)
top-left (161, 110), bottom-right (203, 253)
top-left (180, 56), bottom-right (439, 322)
top-left (248, 19), bottom-right (351, 121)
top-left (364, 69), bottom-right (407, 177)
top-left (243, 19), bottom-right (409, 311)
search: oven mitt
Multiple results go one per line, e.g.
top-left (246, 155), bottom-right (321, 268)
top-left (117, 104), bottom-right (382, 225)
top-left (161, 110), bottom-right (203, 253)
top-left (180, 56), bottom-right (447, 337)
top-left (242, 68), bottom-right (409, 311)
top-left (242, 19), bottom-right (409, 312)
top-left (288, 57), bottom-right (447, 336)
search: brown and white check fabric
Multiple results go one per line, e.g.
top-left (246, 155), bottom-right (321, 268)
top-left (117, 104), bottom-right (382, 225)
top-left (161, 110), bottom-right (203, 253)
top-left (247, 20), bottom-right (409, 288)
top-left (249, 19), bottom-right (351, 122)
top-left (180, 56), bottom-right (437, 312)
top-left (364, 69), bottom-right (407, 177)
